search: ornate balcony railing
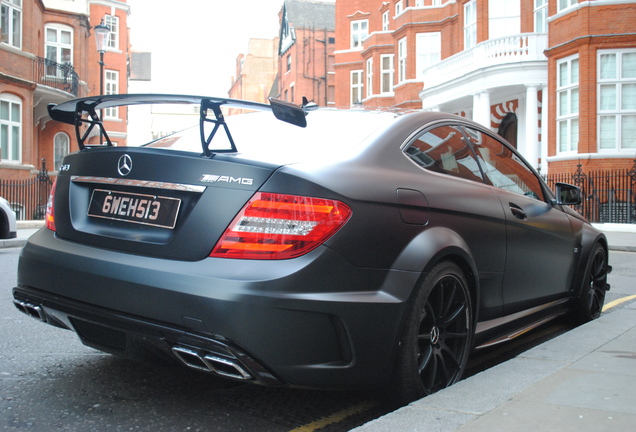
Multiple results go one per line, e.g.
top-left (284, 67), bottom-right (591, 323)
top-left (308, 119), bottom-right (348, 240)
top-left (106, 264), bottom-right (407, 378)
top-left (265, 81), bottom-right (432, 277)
top-left (422, 33), bottom-right (549, 89)
top-left (32, 57), bottom-right (79, 96)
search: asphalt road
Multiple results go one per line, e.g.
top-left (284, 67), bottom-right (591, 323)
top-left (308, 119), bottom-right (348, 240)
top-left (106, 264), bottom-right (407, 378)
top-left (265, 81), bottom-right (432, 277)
top-left (1, 247), bottom-right (634, 432)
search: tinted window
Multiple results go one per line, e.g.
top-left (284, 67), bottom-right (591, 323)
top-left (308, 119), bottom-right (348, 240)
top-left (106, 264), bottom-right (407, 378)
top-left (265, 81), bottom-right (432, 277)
top-left (463, 126), bottom-right (544, 201)
top-left (405, 125), bottom-right (484, 182)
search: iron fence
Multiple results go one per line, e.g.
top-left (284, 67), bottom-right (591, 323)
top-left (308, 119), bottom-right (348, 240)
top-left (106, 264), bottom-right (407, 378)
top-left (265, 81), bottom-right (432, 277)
top-left (0, 160), bottom-right (52, 221)
top-left (545, 163), bottom-right (636, 224)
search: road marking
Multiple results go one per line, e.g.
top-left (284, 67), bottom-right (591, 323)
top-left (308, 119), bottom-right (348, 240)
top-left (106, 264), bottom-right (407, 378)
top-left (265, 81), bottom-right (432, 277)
top-left (603, 294), bottom-right (636, 312)
top-left (288, 401), bottom-right (376, 432)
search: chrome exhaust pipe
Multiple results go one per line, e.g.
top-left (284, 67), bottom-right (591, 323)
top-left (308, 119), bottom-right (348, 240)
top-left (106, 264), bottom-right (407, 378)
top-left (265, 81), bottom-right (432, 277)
top-left (172, 346), bottom-right (252, 380)
top-left (13, 300), bottom-right (46, 322)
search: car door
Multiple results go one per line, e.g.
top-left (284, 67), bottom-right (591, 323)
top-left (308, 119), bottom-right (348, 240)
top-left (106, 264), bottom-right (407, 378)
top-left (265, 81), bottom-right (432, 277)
top-left (462, 125), bottom-right (576, 313)
top-left (403, 123), bottom-right (507, 319)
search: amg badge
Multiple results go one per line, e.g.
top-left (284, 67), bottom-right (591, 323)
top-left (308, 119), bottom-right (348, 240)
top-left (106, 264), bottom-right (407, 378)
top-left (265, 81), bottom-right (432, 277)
top-left (200, 174), bottom-right (253, 185)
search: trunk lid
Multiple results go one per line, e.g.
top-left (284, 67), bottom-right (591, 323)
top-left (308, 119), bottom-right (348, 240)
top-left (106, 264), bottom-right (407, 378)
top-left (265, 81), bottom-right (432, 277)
top-left (53, 146), bottom-right (277, 261)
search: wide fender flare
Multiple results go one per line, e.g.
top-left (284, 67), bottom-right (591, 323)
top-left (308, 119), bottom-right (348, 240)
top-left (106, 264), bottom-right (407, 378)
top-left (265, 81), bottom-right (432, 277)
top-left (571, 222), bottom-right (609, 295)
top-left (390, 226), bottom-right (480, 306)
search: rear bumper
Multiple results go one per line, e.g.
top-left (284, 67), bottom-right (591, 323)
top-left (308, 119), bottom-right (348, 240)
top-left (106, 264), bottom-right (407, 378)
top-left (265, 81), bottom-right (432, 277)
top-left (14, 228), bottom-right (418, 389)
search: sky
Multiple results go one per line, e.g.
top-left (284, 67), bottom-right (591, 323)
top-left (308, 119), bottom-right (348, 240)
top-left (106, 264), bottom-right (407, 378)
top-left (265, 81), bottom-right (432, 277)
top-left (126, 0), bottom-right (287, 96)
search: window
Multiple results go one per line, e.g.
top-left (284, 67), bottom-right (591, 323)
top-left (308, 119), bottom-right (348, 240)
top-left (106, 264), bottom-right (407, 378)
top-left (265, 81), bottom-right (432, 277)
top-left (398, 37), bottom-right (407, 83)
top-left (557, 56), bottom-right (579, 153)
top-left (45, 25), bottom-right (73, 76)
top-left (105, 70), bottom-right (118, 118)
top-left (54, 133), bottom-right (69, 171)
top-left (0, 94), bottom-right (21, 163)
top-left (464, 0), bottom-right (477, 49)
top-left (405, 125), bottom-right (484, 183)
top-left (381, 54), bottom-right (394, 94)
top-left (395, 1), bottom-right (403, 16)
top-left (351, 70), bottom-right (363, 105)
top-left (465, 127), bottom-right (544, 200)
top-left (598, 50), bottom-right (636, 151)
top-left (366, 57), bottom-right (373, 98)
top-left (416, 33), bottom-right (441, 80)
top-left (415, 0), bottom-right (424, 7)
top-left (286, 54), bottom-right (291, 72)
top-left (1, 0), bottom-right (21, 48)
top-left (290, 83), bottom-right (295, 103)
top-left (558, 0), bottom-right (577, 12)
top-left (382, 11), bottom-right (389, 31)
top-left (351, 20), bottom-right (368, 50)
top-left (489, 0), bottom-right (519, 39)
top-left (534, 0), bottom-right (548, 33)
top-left (104, 14), bottom-right (119, 50)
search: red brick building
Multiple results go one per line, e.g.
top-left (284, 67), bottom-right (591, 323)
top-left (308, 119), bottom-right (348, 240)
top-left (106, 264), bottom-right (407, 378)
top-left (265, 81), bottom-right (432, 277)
top-left (228, 38), bottom-right (279, 114)
top-left (334, 0), bottom-right (636, 174)
top-left (1, 0), bottom-right (130, 192)
top-left (274, 0), bottom-right (336, 106)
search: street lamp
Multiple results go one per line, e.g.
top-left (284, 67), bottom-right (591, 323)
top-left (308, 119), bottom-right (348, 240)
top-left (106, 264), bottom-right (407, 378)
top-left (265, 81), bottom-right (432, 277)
top-left (93, 19), bottom-right (110, 143)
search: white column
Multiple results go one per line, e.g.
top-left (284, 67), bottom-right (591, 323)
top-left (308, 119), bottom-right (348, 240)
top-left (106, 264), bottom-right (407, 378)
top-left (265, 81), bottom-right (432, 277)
top-left (525, 85), bottom-right (539, 169)
top-left (472, 91), bottom-right (491, 128)
top-left (540, 86), bottom-right (549, 174)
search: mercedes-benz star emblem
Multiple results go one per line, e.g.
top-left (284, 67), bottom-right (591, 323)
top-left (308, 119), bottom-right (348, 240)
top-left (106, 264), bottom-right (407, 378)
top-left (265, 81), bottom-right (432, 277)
top-left (117, 154), bottom-right (132, 176)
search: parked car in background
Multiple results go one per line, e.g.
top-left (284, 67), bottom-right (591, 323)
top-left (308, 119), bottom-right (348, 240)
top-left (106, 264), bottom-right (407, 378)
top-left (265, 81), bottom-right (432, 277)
top-left (14, 95), bottom-right (611, 405)
top-left (0, 196), bottom-right (17, 240)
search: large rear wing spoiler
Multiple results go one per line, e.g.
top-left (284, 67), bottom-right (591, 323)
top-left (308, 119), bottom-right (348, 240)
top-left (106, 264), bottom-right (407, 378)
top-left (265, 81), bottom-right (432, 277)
top-left (47, 94), bottom-right (316, 156)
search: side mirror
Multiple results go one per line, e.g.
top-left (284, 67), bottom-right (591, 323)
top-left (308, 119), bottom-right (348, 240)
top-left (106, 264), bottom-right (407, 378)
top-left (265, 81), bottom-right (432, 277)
top-left (554, 182), bottom-right (581, 206)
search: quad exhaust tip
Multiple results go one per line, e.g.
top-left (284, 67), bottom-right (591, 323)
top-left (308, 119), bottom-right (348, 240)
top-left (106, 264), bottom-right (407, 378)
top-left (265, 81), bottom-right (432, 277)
top-left (13, 300), bottom-right (46, 322)
top-left (172, 346), bottom-right (252, 381)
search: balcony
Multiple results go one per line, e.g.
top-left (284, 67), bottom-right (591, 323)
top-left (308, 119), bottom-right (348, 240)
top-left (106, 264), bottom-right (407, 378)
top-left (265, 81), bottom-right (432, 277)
top-left (32, 56), bottom-right (79, 97)
top-left (422, 33), bottom-right (548, 90)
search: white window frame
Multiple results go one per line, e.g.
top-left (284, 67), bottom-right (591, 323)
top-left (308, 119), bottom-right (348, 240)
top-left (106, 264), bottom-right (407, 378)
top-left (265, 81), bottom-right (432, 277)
top-left (464, 0), bottom-right (477, 50)
top-left (1, 0), bottom-right (21, 49)
top-left (488, 0), bottom-right (519, 40)
top-left (104, 14), bottom-right (119, 50)
top-left (350, 19), bottom-right (368, 50)
top-left (556, 55), bottom-right (579, 153)
top-left (0, 93), bottom-right (21, 163)
top-left (351, 69), bottom-right (363, 105)
top-left (380, 54), bottom-right (394, 94)
top-left (597, 49), bottom-right (636, 152)
top-left (366, 57), bottom-right (373, 98)
top-left (416, 32), bottom-right (441, 80)
top-left (557, 0), bottom-right (577, 12)
top-left (105, 70), bottom-right (119, 119)
top-left (534, 0), bottom-right (548, 33)
top-left (382, 11), bottom-right (389, 31)
top-left (395, 1), bottom-right (403, 16)
top-left (44, 24), bottom-right (73, 76)
top-left (54, 132), bottom-right (69, 171)
top-left (415, 0), bottom-right (424, 7)
top-left (398, 37), bottom-right (407, 83)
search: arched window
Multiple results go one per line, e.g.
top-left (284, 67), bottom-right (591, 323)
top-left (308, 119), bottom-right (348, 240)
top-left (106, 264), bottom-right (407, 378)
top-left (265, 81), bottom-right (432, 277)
top-left (54, 132), bottom-right (69, 170)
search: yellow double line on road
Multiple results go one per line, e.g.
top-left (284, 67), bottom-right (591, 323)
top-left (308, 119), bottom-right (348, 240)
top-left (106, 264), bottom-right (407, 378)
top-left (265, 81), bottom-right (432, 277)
top-left (603, 294), bottom-right (636, 312)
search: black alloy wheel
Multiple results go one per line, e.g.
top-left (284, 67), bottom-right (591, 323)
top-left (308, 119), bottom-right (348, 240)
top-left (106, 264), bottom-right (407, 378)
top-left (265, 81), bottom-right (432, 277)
top-left (390, 261), bottom-right (473, 405)
top-left (576, 244), bottom-right (608, 323)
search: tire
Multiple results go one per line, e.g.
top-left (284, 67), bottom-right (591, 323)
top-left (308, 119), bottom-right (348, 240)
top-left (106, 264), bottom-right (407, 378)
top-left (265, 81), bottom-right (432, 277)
top-left (574, 243), bottom-right (608, 324)
top-left (389, 261), bottom-right (473, 406)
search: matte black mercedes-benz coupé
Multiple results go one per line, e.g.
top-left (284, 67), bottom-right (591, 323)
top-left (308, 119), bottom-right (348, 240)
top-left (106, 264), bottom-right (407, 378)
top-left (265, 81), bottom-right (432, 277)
top-left (14, 95), bottom-right (610, 405)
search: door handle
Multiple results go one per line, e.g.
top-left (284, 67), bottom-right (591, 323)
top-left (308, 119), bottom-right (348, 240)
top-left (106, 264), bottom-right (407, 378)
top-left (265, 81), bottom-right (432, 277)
top-left (509, 203), bottom-right (527, 220)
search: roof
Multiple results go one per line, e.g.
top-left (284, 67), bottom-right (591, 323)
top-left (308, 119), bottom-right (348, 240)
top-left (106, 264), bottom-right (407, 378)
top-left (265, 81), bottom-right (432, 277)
top-left (284, 0), bottom-right (335, 30)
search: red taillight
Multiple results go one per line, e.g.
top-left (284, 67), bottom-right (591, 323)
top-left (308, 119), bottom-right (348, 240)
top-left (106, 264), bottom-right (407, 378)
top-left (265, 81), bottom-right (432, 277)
top-left (45, 179), bottom-right (57, 231)
top-left (210, 192), bottom-right (351, 260)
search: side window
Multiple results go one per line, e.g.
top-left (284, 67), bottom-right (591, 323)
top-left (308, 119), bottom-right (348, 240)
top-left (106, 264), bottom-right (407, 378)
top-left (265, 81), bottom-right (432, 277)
top-left (405, 124), bottom-right (484, 182)
top-left (464, 127), bottom-right (544, 200)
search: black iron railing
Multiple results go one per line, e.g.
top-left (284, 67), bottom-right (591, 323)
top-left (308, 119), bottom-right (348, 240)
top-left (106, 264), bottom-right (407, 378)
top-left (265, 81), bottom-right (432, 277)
top-left (545, 161), bottom-right (636, 224)
top-left (32, 57), bottom-right (79, 96)
top-left (0, 160), bottom-right (52, 221)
